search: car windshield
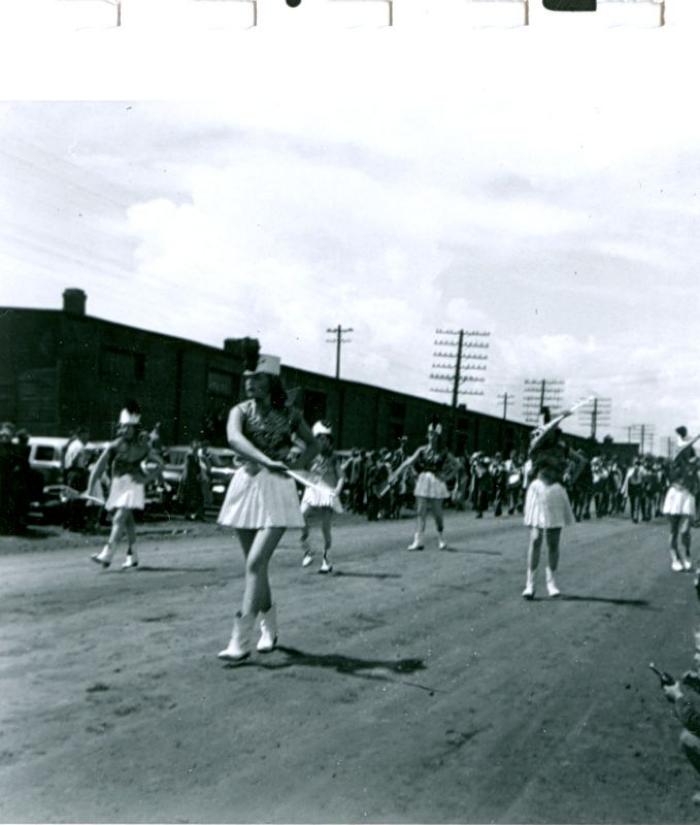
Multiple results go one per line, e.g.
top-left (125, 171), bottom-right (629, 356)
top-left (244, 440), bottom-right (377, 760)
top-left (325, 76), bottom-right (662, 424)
top-left (209, 453), bottom-right (235, 468)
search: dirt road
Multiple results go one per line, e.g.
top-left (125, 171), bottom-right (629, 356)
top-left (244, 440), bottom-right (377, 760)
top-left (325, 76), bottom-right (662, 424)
top-left (0, 513), bottom-right (697, 822)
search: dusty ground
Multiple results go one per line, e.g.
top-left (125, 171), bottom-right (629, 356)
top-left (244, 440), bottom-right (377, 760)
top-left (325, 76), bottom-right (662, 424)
top-left (0, 510), bottom-right (698, 823)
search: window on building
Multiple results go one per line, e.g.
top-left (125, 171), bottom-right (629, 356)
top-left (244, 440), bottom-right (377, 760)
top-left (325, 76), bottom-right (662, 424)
top-left (207, 368), bottom-right (236, 397)
top-left (100, 347), bottom-right (146, 381)
top-left (304, 389), bottom-right (327, 424)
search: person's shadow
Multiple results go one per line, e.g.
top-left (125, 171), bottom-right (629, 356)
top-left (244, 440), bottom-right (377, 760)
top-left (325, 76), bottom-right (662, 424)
top-left (558, 594), bottom-right (653, 608)
top-left (223, 646), bottom-right (435, 692)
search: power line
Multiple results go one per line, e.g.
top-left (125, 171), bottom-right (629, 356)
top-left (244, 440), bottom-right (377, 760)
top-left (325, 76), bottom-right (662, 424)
top-left (497, 392), bottom-right (515, 421)
top-left (325, 324), bottom-right (353, 448)
top-left (522, 379), bottom-right (565, 424)
top-left (325, 324), bottom-right (353, 381)
top-left (430, 329), bottom-right (491, 407)
top-left (576, 397), bottom-right (612, 440)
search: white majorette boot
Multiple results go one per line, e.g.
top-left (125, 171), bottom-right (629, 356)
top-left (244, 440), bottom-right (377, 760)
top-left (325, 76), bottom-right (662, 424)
top-left (256, 605), bottom-right (278, 653)
top-left (522, 571), bottom-right (535, 600)
top-left (301, 537), bottom-right (313, 568)
top-left (122, 547), bottom-right (139, 569)
top-left (407, 532), bottom-right (425, 551)
top-left (218, 612), bottom-right (255, 661)
top-left (670, 552), bottom-right (683, 572)
top-left (438, 534), bottom-right (448, 551)
top-left (90, 545), bottom-right (114, 569)
top-left (545, 567), bottom-right (561, 598)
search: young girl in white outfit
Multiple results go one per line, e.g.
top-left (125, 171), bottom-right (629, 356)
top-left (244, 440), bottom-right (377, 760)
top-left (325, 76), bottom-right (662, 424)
top-left (89, 402), bottom-right (163, 570)
top-left (217, 345), bottom-right (317, 662)
top-left (300, 421), bottom-right (344, 574)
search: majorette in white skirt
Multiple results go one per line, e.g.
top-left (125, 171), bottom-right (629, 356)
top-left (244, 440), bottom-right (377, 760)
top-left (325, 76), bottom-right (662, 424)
top-left (662, 484), bottom-right (696, 518)
top-left (218, 464), bottom-right (305, 529)
top-left (524, 479), bottom-right (575, 529)
top-left (301, 484), bottom-right (343, 514)
top-left (105, 474), bottom-right (145, 511)
top-left (414, 472), bottom-right (449, 500)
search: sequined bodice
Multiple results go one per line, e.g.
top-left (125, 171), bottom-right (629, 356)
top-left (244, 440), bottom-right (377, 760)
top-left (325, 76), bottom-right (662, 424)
top-left (239, 399), bottom-right (296, 462)
top-left (109, 439), bottom-right (148, 478)
top-left (414, 446), bottom-right (448, 476)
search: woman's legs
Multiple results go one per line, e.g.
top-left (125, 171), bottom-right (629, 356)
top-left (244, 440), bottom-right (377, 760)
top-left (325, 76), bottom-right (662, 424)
top-left (319, 510), bottom-right (333, 572)
top-left (240, 527), bottom-right (285, 616)
top-left (680, 515), bottom-right (693, 568)
top-left (428, 499), bottom-right (447, 548)
top-left (300, 503), bottom-right (313, 566)
top-left (523, 527), bottom-right (543, 599)
top-left (220, 527), bottom-right (284, 660)
top-left (122, 510), bottom-right (139, 568)
top-left (408, 498), bottom-right (428, 549)
top-left (91, 507), bottom-right (129, 567)
top-left (669, 516), bottom-right (683, 570)
top-left (544, 527), bottom-right (562, 597)
top-left (107, 508), bottom-right (127, 551)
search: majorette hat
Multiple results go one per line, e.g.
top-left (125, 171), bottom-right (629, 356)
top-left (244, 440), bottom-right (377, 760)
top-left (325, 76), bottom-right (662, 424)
top-left (119, 400), bottom-right (141, 426)
top-left (312, 420), bottom-right (333, 437)
top-left (242, 339), bottom-right (281, 376)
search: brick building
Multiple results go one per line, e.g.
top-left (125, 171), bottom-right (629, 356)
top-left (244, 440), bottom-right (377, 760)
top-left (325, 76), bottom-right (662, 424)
top-left (0, 289), bottom-right (635, 460)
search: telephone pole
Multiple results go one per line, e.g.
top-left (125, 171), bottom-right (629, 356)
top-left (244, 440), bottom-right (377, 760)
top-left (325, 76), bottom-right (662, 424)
top-left (629, 424), bottom-right (655, 455)
top-left (326, 324), bottom-right (353, 448)
top-left (577, 397), bottom-right (612, 440)
top-left (431, 329), bottom-right (490, 402)
top-left (326, 324), bottom-right (353, 380)
top-left (430, 328), bottom-right (490, 447)
top-left (522, 379), bottom-right (565, 424)
top-left (497, 392), bottom-right (515, 420)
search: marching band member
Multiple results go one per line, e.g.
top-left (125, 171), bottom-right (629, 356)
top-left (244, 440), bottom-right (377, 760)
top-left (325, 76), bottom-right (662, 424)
top-left (389, 419), bottom-right (455, 551)
top-left (522, 405), bottom-right (582, 600)
top-left (300, 420), bottom-right (344, 574)
top-left (663, 426), bottom-right (699, 572)
top-left (89, 401), bottom-right (163, 570)
top-left (217, 344), bottom-right (317, 662)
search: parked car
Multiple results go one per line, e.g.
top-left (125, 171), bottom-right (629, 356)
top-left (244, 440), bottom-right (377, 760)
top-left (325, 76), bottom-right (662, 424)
top-left (28, 436), bottom-right (69, 485)
top-left (161, 445), bottom-right (237, 509)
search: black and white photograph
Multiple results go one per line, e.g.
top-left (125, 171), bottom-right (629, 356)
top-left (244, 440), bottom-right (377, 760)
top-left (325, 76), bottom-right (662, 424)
top-left (1, 2), bottom-right (700, 821)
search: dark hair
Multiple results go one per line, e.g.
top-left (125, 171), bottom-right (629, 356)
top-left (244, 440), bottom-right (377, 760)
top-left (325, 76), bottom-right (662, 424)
top-left (676, 426), bottom-right (688, 438)
top-left (268, 375), bottom-right (288, 411)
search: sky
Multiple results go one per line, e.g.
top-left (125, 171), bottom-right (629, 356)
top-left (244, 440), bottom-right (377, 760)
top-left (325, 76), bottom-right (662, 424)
top-left (1, 9), bottom-right (699, 451)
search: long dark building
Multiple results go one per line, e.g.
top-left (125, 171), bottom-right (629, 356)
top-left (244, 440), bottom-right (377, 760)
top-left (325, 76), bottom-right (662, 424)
top-left (0, 289), bottom-right (635, 460)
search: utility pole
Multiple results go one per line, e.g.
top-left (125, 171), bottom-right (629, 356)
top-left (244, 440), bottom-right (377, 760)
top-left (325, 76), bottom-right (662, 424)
top-left (430, 329), bottom-right (490, 448)
top-left (326, 324), bottom-right (353, 448)
top-left (629, 424), bottom-right (655, 456)
top-left (577, 397), bottom-right (612, 441)
top-left (498, 392), bottom-right (514, 420)
top-left (522, 379), bottom-right (565, 424)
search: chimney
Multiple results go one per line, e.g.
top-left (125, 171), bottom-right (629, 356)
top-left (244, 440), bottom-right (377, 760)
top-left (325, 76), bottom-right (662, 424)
top-left (63, 288), bottom-right (87, 316)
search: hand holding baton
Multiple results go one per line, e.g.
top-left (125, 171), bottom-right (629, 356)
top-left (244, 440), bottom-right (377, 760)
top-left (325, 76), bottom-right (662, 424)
top-left (649, 662), bottom-right (675, 686)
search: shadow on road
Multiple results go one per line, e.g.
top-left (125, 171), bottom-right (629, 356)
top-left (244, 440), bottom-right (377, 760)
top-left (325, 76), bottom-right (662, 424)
top-left (441, 547), bottom-right (503, 556)
top-left (223, 646), bottom-right (437, 691)
top-left (135, 565), bottom-right (220, 573)
top-left (333, 571), bottom-right (402, 580)
top-left (558, 594), bottom-right (653, 608)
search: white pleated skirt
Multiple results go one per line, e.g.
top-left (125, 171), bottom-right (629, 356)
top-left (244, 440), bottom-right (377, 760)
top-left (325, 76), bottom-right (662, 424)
top-left (663, 485), bottom-right (696, 517)
top-left (415, 472), bottom-right (449, 500)
top-left (524, 479), bottom-right (574, 529)
top-left (106, 474), bottom-right (145, 511)
top-left (301, 485), bottom-right (343, 514)
top-left (218, 466), bottom-right (305, 529)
